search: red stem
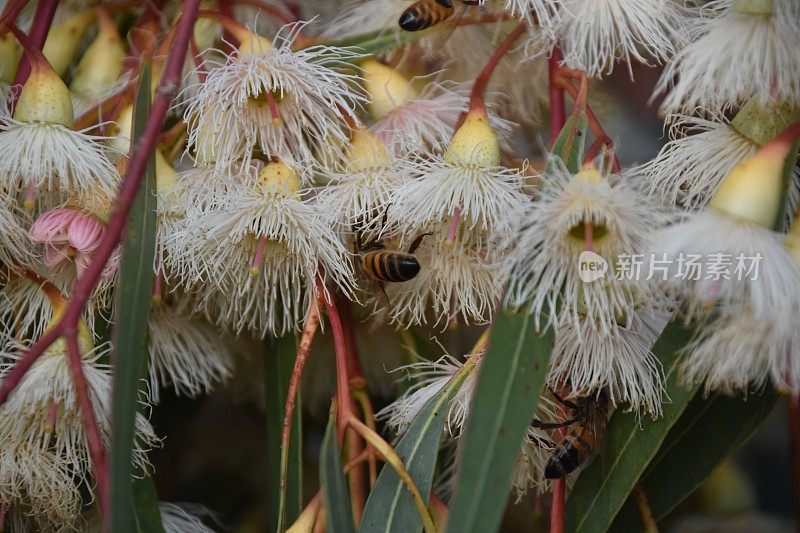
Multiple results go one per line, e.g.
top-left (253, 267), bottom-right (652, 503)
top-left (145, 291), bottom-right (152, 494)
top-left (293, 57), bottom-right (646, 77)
top-left (468, 22), bottom-right (526, 114)
top-left (550, 478), bottom-right (565, 533)
top-left (548, 47), bottom-right (566, 144)
top-left (66, 334), bottom-right (109, 517)
top-left (318, 277), bottom-right (354, 442)
top-left (9, 0), bottom-right (58, 93)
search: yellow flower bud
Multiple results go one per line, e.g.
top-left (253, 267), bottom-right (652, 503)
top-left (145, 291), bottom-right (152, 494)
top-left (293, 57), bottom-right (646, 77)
top-left (42, 10), bottom-right (96, 77)
top-left (14, 63), bottom-right (75, 127)
top-left (0, 32), bottom-right (19, 84)
top-left (362, 59), bottom-right (417, 121)
top-left (709, 135), bottom-right (793, 228)
top-left (236, 30), bottom-right (273, 56)
top-left (346, 128), bottom-right (390, 171)
top-left (444, 109), bottom-right (500, 168)
top-left (155, 149), bottom-right (183, 209)
top-left (257, 160), bottom-right (301, 196)
top-left (108, 104), bottom-right (133, 155)
top-left (69, 15), bottom-right (127, 100)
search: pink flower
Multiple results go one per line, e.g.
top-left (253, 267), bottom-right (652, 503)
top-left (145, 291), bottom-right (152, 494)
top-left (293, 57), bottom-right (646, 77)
top-left (29, 207), bottom-right (110, 279)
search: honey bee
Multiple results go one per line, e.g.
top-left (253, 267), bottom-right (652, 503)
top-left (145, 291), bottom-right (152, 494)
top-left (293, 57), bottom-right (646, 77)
top-left (356, 230), bottom-right (427, 283)
top-left (531, 389), bottom-right (610, 479)
top-left (398, 0), bottom-right (482, 32)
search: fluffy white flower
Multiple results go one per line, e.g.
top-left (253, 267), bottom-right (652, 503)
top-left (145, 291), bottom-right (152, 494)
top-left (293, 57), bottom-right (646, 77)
top-left (0, 111), bottom-right (119, 196)
top-left (550, 309), bottom-right (667, 416)
top-left (147, 304), bottom-right (234, 403)
top-left (656, 0), bottom-right (800, 116)
top-left (505, 0), bottom-right (561, 28)
top-left (381, 229), bottom-right (502, 326)
top-left (0, 335), bottom-right (159, 476)
top-left (370, 80), bottom-right (468, 154)
top-left (556, 0), bottom-right (692, 77)
top-left (182, 23), bottom-right (364, 167)
top-left (652, 211), bottom-right (800, 322)
top-left (0, 441), bottom-right (83, 531)
top-left (0, 195), bottom-right (34, 270)
top-left (642, 112), bottom-right (800, 210)
top-left (388, 110), bottom-right (528, 240)
top-left (316, 128), bottom-right (409, 239)
top-left (506, 159), bottom-right (671, 336)
top-left (164, 160), bottom-right (354, 336)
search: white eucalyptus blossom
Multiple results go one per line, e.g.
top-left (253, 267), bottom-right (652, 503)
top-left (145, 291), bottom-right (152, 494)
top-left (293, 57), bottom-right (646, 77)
top-left (0, 332), bottom-right (159, 476)
top-left (148, 304), bottom-right (234, 403)
top-left (550, 308), bottom-right (668, 416)
top-left (183, 22), bottom-right (365, 168)
top-left (642, 106), bottom-right (800, 210)
top-left (0, 195), bottom-right (34, 270)
top-left (381, 228), bottom-right (502, 326)
top-left (0, 441), bottom-right (83, 532)
top-left (556, 0), bottom-right (692, 78)
top-left (506, 159), bottom-right (671, 337)
top-left (164, 160), bottom-right (354, 336)
top-left (656, 0), bottom-right (800, 116)
top-left (316, 127), bottom-right (409, 239)
top-left (389, 109), bottom-right (528, 240)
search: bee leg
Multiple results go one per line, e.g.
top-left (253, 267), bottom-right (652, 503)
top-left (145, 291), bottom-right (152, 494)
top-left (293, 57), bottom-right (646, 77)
top-left (549, 386), bottom-right (579, 410)
top-left (407, 232), bottom-right (434, 254)
top-left (531, 418), bottom-right (578, 430)
top-left (378, 282), bottom-right (391, 309)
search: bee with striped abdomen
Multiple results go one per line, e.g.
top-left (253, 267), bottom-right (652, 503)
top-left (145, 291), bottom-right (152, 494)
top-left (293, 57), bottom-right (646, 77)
top-left (398, 0), bottom-right (482, 32)
top-left (531, 389), bottom-right (610, 479)
top-left (356, 231), bottom-right (427, 283)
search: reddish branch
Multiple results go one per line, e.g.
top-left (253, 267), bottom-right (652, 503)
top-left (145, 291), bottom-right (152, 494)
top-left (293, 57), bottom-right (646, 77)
top-left (548, 47), bottom-right (566, 144)
top-left (550, 478), bottom-right (565, 533)
top-left (0, 0), bottom-right (201, 519)
top-left (468, 22), bottom-right (527, 113)
top-left (232, 0), bottom-right (298, 25)
top-left (318, 279), bottom-right (355, 441)
top-left (556, 68), bottom-right (621, 172)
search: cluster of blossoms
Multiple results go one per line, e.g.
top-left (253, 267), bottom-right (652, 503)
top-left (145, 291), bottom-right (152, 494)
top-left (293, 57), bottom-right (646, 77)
top-left (0, 0), bottom-right (797, 528)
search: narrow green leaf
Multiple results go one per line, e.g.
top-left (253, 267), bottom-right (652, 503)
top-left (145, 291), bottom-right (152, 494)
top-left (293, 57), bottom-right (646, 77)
top-left (774, 138), bottom-right (800, 232)
top-left (265, 335), bottom-right (303, 531)
top-left (360, 355), bottom-right (479, 533)
top-left (565, 321), bottom-right (698, 533)
top-left (550, 111), bottom-right (588, 174)
top-left (110, 62), bottom-right (159, 533)
top-left (320, 412), bottom-right (356, 533)
top-left (611, 389), bottom-right (778, 530)
top-left (131, 477), bottom-right (165, 531)
top-left (445, 313), bottom-right (553, 533)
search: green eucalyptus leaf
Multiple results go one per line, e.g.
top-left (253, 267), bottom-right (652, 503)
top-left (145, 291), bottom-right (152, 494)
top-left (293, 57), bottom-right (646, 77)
top-left (266, 335), bottom-right (303, 532)
top-left (445, 312), bottom-right (553, 533)
top-left (110, 62), bottom-right (160, 533)
top-left (610, 389), bottom-right (779, 530)
top-left (565, 321), bottom-right (698, 533)
top-left (360, 354), bottom-right (479, 533)
top-left (550, 111), bottom-right (588, 174)
top-left (320, 412), bottom-right (356, 533)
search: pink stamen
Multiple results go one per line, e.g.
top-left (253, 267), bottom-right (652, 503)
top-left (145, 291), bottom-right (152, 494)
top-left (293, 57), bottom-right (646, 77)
top-left (266, 91), bottom-right (281, 125)
top-left (45, 401), bottom-right (58, 434)
top-left (584, 220), bottom-right (594, 252)
top-left (446, 207), bottom-right (462, 247)
top-left (153, 258), bottom-right (163, 303)
top-left (250, 236), bottom-right (268, 276)
top-left (23, 182), bottom-right (37, 211)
